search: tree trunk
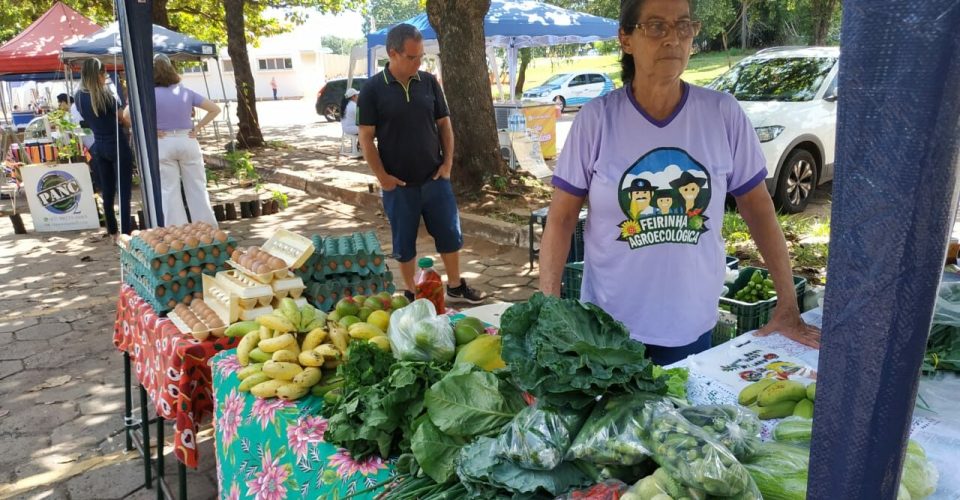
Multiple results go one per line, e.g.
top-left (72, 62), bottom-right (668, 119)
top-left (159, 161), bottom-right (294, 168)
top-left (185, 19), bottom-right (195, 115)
top-left (151, 0), bottom-right (170, 29)
top-left (224, 0), bottom-right (264, 148)
top-left (740, 1), bottom-right (749, 49)
top-left (810, 0), bottom-right (839, 45)
top-left (514, 48), bottom-right (532, 99)
top-left (426, 0), bottom-right (503, 195)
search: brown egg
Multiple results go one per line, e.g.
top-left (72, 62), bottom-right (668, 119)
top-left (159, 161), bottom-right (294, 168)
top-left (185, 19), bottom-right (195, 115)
top-left (182, 295), bottom-right (193, 305)
top-left (170, 240), bottom-right (184, 251)
top-left (211, 247), bottom-right (221, 258)
top-left (190, 266), bottom-right (202, 274)
top-left (269, 257), bottom-right (286, 270)
top-left (196, 249), bottom-right (206, 260)
top-left (254, 263), bottom-right (269, 275)
top-left (173, 303), bottom-right (187, 315)
top-left (199, 234), bottom-right (213, 245)
top-left (213, 231), bottom-right (227, 243)
top-left (178, 268), bottom-right (188, 279)
top-left (182, 252), bottom-right (191, 264)
top-left (226, 245), bottom-right (235, 255)
top-left (186, 278), bottom-right (196, 289)
top-left (152, 259), bottom-right (161, 270)
top-left (231, 250), bottom-right (242, 261)
top-left (205, 263), bottom-right (216, 272)
top-left (185, 236), bottom-right (199, 248)
top-left (168, 299), bottom-right (178, 309)
top-left (156, 285), bottom-right (166, 296)
top-left (194, 291), bottom-right (203, 299)
top-left (167, 256), bottom-right (177, 267)
top-left (155, 243), bottom-right (170, 255)
top-left (171, 282), bottom-right (181, 294)
top-left (163, 234), bottom-right (176, 243)
top-left (161, 273), bottom-right (172, 282)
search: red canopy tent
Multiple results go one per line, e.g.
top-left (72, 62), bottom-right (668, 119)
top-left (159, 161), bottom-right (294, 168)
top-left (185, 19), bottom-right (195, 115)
top-left (0, 2), bottom-right (101, 76)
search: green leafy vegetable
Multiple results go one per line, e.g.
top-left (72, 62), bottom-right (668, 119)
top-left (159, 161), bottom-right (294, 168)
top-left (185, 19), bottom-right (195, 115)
top-left (652, 366), bottom-right (689, 400)
top-left (410, 420), bottom-right (465, 484)
top-left (457, 437), bottom-right (593, 498)
top-left (424, 363), bottom-right (526, 438)
top-left (500, 293), bottom-right (666, 409)
top-left (340, 340), bottom-right (395, 387)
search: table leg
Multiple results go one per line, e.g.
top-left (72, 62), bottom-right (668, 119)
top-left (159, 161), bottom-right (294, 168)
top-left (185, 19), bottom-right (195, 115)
top-left (528, 215), bottom-right (535, 271)
top-left (157, 418), bottom-right (164, 500)
top-left (123, 352), bottom-right (133, 452)
top-left (139, 385), bottom-right (153, 489)
top-left (178, 462), bottom-right (187, 500)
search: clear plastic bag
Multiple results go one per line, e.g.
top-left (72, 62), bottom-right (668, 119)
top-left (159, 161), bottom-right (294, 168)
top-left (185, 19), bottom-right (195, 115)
top-left (901, 440), bottom-right (939, 500)
top-left (496, 402), bottom-right (585, 470)
top-left (621, 468), bottom-right (707, 500)
top-left (386, 298), bottom-right (455, 362)
top-left (742, 441), bottom-right (810, 500)
top-left (566, 393), bottom-right (664, 466)
top-left (932, 282), bottom-right (960, 326)
top-left (637, 400), bottom-right (760, 498)
top-left (679, 404), bottom-right (762, 459)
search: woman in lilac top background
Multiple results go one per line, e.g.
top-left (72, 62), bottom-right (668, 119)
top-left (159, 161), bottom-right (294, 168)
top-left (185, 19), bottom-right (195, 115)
top-left (539, 0), bottom-right (820, 365)
top-left (153, 54), bottom-right (221, 227)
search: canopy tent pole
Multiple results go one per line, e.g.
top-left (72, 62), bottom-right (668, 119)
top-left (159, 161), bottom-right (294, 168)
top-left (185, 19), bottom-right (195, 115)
top-left (367, 46), bottom-right (376, 78)
top-left (213, 59), bottom-right (235, 149)
top-left (507, 42), bottom-right (518, 103)
top-left (486, 46), bottom-right (503, 101)
top-left (199, 58), bottom-right (223, 149)
top-left (0, 81), bottom-right (9, 125)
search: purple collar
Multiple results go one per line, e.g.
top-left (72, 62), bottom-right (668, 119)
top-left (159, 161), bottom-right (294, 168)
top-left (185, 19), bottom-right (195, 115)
top-left (626, 81), bottom-right (689, 128)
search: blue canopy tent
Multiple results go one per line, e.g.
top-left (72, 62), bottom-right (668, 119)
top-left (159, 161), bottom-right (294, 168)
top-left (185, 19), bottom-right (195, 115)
top-left (362, 0), bottom-right (618, 99)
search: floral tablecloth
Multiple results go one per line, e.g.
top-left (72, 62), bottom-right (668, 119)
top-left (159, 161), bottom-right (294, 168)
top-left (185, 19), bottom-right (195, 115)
top-left (113, 284), bottom-right (241, 468)
top-left (212, 350), bottom-right (396, 500)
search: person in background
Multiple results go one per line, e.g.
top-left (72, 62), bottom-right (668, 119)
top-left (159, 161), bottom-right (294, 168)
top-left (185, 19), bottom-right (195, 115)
top-left (539, 0), bottom-right (819, 365)
top-left (153, 53), bottom-right (220, 227)
top-left (270, 77), bottom-right (278, 100)
top-left (341, 88), bottom-right (361, 157)
top-left (56, 93), bottom-right (72, 112)
top-left (358, 23), bottom-right (485, 305)
top-left (75, 58), bottom-right (134, 241)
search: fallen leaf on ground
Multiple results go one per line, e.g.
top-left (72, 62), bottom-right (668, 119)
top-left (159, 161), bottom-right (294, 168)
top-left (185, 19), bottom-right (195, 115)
top-left (28, 375), bottom-right (72, 392)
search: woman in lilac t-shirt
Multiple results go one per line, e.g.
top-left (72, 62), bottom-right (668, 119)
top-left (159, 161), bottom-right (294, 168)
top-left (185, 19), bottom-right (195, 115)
top-left (153, 54), bottom-right (221, 227)
top-left (539, 0), bottom-right (820, 365)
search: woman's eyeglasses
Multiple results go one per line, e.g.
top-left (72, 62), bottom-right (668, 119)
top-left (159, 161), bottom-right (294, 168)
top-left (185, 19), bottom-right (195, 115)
top-left (631, 20), bottom-right (702, 39)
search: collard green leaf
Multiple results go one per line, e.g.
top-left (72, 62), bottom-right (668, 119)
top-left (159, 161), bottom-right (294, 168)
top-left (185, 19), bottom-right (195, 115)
top-left (457, 437), bottom-right (592, 497)
top-left (425, 364), bottom-right (525, 437)
top-left (411, 419), bottom-right (465, 483)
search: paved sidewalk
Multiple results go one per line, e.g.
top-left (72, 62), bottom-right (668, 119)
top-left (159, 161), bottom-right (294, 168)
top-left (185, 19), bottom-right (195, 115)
top-left (0, 182), bottom-right (538, 499)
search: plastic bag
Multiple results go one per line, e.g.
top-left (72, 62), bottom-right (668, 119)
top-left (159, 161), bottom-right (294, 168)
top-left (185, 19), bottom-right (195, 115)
top-left (621, 468), bottom-right (707, 500)
top-left (566, 393), bottom-right (664, 466)
top-left (679, 405), bottom-right (761, 459)
top-left (637, 400), bottom-right (760, 498)
top-left (742, 441), bottom-right (810, 500)
top-left (932, 281), bottom-right (960, 326)
top-left (901, 440), bottom-right (938, 500)
top-left (772, 416), bottom-right (812, 443)
top-left (386, 299), bottom-right (455, 362)
top-left (554, 479), bottom-right (629, 500)
top-left (496, 402), bottom-right (586, 470)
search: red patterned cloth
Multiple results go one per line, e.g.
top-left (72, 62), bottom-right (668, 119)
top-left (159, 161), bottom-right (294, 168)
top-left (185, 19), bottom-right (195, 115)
top-left (113, 285), bottom-right (240, 468)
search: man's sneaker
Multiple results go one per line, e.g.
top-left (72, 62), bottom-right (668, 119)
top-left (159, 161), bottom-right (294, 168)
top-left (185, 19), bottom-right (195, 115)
top-left (403, 290), bottom-right (415, 302)
top-left (446, 279), bottom-right (486, 305)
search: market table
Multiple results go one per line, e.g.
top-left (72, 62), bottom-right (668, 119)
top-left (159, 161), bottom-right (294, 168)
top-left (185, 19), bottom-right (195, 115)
top-left (113, 284), bottom-right (242, 468)
top-left (674, 307), bottom-right (960, 500)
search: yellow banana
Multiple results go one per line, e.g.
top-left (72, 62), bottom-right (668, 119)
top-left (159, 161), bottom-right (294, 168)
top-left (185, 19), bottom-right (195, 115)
top-left (304, 315), bottom-right (326, 332)
top-left (368, 336), bottom-right (391, 352)
top-left (292, 367), bottom-right (322, 388)
top-left (256, 313), bottom-right (295, 334)
top-left (248, 347), bottom-right (271, 364)
top-left (225, 320), bottom-right (260, 337)
top-left (236, 331), bottom-right (261, 366)
top-left (298, 350), bottom-right (325, 367)
top-left (251, 379), bottom-right (284, 398)
top-left (313, 344), bottom-right (341, 360)
top-left (276, 382), bottom-right (309, 401)
top-left (329, 325), bottom-right (349, 354)
top-left (300, 327), bottom-right (328, 352)
top-left (263, 360), bottom-right (303, 381)
top-left (237, 363), bottom-right (263, 380)
top-left (271, 350), bottom-right (298, 363)
top-left (239, 373), bottom-right (271, 392)
top-left (259, 325), bottom-right (273, 340)
top-left (323, 358), bottom-right (342, 370)
top-left (258, 333), bottom-right (296, 353)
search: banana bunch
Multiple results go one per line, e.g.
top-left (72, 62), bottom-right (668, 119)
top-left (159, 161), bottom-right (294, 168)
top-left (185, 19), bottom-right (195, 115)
top-left (233, 298), bottom-right (346, 401)
top-left (739, 379), bottom-right (816, 419)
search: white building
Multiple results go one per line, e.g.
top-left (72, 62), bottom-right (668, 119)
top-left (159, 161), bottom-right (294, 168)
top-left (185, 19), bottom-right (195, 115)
top-left (179, 21), bottom-right (352, 101)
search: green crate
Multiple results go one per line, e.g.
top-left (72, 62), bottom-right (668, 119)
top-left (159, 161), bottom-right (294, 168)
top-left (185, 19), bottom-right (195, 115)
top-left (714, 266), bottom-right (807, 345)
top-left (561, 262), bottom-right (584, 300)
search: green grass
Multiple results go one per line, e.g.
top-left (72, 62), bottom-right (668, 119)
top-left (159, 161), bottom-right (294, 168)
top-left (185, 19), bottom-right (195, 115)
top-left (509, 49), bottom-right (754, 94)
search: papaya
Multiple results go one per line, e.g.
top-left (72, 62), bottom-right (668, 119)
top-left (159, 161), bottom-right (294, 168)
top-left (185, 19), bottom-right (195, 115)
top-left (757, 380), bottom-right (807, 406)
top-left (454, 335), bottom-right (506, 371)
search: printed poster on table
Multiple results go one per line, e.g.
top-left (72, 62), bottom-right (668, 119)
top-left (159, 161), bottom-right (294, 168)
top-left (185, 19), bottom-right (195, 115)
top-left (684, 333), bottom-right (819, 393)
top-left (20, 163), bottom-right (100, 232)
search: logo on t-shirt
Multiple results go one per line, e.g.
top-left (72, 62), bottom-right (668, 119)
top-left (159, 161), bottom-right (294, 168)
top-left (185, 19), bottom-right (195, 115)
top-left (616, 147), bottom-right (711, 249)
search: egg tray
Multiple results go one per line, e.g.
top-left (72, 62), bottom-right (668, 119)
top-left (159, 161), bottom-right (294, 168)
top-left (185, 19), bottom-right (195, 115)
top-left (262, 229), bottom-right (316, 270)
top-left (121, 253), bottom-right (207, 310)
top-left (122, 238), bottom-right (234, 276)
top-left (238, 305), bottom-right (274, 321)
top-left (317, 231), bottom-right (387, 277)
top-left (226, 259), bottom-right (288, 284)
top-left (215, 270), bottom-right (274, 308)
top-left (120, 251), bottom-right (220, 290)
top-left (272, 274), bottom-right (306, 300)
top-left (168, 307), bottom-right (226, 341)
top-left (125, 275), bottom-right (201, 315)
top-left (202, 274), bottom-right (240, 325)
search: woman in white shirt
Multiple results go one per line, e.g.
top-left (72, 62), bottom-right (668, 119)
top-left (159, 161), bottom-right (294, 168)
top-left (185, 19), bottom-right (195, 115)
top-left (341, 88), bottom-right (359, 136)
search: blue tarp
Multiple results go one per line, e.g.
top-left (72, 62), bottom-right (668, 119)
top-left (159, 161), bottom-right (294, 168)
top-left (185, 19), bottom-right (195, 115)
top-left (61, 22), bottom-right (216, 62)
top-left (366, 0), bottom-right (618, 49)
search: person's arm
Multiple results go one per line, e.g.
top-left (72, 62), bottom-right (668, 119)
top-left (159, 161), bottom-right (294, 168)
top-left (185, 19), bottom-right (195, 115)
top-left (736, 185), bottom-right (821, 347)
top-left (359, 125), bottom-right (405, 191)
top-left (539, 190), bottom-right (586, 296)
top-left (433, 116), bottom-right (454, 179)
top-left (120, 106), bottom-right (131, 127)
top-left (191, 99), bottom-right (221, 137)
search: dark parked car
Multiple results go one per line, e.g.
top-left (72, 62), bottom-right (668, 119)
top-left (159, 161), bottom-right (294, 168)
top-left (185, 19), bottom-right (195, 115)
top-left (315, 77), bottom-right (367, 122)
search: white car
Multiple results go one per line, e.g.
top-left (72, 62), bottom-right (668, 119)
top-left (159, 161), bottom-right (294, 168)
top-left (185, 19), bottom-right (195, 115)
top-left (710, 46), bottom-right (840, 213)
top-left (521, 71), bottom-right (615, 111)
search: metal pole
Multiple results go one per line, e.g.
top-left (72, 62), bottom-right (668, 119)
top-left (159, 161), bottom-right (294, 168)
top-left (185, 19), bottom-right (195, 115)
top-left (139, 385), bottom-right (153, 488)
top-left (808, 1), bottom-right (960, 498)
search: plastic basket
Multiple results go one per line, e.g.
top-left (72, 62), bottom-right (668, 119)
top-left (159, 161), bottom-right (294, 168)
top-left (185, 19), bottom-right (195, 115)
top-left (561, 262), bottom-right (584, 300)
top-left (714, 266), bottom-right (807, 345)
top-left (568, 218), bottom-right (586, 263)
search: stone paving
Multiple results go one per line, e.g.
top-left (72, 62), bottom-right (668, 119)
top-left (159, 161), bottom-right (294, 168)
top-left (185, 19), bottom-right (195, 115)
top-left (0, 181), bottom-right (538, 499)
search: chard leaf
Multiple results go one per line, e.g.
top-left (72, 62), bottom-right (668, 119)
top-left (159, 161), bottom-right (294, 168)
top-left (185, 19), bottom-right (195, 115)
top-left (411, 419), bottom-right (465, 483)
top-left (425, 364), bottom-right (524, 437)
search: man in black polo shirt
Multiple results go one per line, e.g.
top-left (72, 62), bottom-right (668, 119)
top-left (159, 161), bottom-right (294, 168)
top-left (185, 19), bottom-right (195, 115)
top-left (358, 23), bottom-right (484, 304)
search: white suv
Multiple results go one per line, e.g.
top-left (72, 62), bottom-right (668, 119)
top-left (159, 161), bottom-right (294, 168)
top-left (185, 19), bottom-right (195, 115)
top-left (522, 71), bottom-right (615, 111)
top-left (710, 46), bottom-right (839, 213)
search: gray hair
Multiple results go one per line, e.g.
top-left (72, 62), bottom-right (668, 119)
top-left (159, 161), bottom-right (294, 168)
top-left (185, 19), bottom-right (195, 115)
top-left (386, 23), bottom-right (422, 54)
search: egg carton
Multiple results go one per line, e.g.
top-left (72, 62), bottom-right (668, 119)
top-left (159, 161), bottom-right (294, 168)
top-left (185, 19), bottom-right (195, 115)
top-left (315, 232), bottom-right (387, 278)
top-left (168, 305), bottom-right (226, 341)
top-left (272, 273), bottom-right (305, 299)
top-left (125, 277), bottom-right (200, 314)
top-left (121, 251), bottom-right (206, 293)
top-left (215, 270), bottom-right (273, 309)
top-left (263, 229), bottom-right (315, 269)
top-left (305, 273), bottom-right (396, 312)
top-left (238, 304), bottom-right (274, 321)
top-left (126, 238), bottom-right (235, 275)
top-left (202, 274), bottom-right (240, 325)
